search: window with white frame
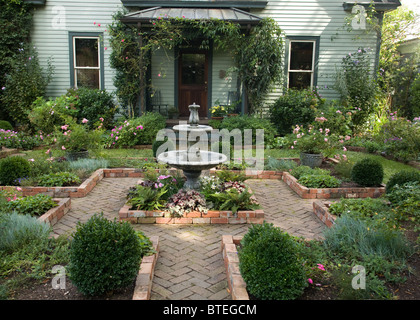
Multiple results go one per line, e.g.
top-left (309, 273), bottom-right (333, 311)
top-left (287, 40), bottom-right (316, 90)
top-left (72, 36), bottom-right (101, 89)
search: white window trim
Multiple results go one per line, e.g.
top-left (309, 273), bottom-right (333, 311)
top-left (72, 36), bottom-right (101, 89)
top-left (287, 40), bottom-right (316, 89)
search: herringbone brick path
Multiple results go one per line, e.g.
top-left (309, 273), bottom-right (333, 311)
top-left (52, 176), bottom-right (326, 300)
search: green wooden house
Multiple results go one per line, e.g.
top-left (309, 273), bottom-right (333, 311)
top-left (28, 0), bottom-right (401, 118)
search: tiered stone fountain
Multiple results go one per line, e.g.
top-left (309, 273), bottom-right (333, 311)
top-left (157, 103), bottom-right (227, 189)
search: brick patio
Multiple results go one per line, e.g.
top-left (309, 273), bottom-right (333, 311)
top-left (52, 176), bottom-right (326, 300)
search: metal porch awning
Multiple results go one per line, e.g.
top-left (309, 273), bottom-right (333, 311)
top-left (121, 7), bottom-right (263, 25)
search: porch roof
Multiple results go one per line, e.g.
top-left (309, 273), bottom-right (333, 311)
top-left (121, 7), bottom-right (263, 25)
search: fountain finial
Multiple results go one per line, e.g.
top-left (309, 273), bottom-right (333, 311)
top-left (188, 103), bottom-right (200, 127)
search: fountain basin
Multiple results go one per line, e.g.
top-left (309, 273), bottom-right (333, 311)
top-left (157, 150), bottom-right (228, 189)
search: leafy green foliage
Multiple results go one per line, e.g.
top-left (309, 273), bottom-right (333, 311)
top-left (0, 120), bottom-right (13, 130)
top-left (0, 212), bottom-right (51, 252)
top-left (290, 165), bottom-right (328, 179)
top-left (269, 89), bottom-right (320, 136)
top-left (0, 156), bottom-right (31, 186)
top-left (6, 194), bottom-right (57, 216)
top-left (36, 172), bottom-right (81, 187)
top-left (127, 185), bottom-right (168, 211)
top-left (166, 189), bottom-right (207, 217)
top-left (351, 158), bottom-right (384, 187)
top-left (334, 48), bottom-right (379, 132)
top-left (232, 18), bottom-right (284, 114)
top-left (207, 187), bottom-right (259, 214)
top-left (386, 169), bottom-right (420, 194)
top-left (215, 169), bottom-right (247, 183)
top-left (68, 214), bottom-right (146, 296)
top-left (239, 223), bottom-right (307, 300)
top-left (68, 87), bottom-right (117, 129)
top-left (28, 95), bottom-right (78, 134)
top-left (0, 44), bottom-right (53, 129)
top-left (323, 214), bottom-right (412, 262)
top-left (297, 174), bottom-right (341, 188)
top-left (264, 157), bottom-right (298, 171)
top-left (216, 114), bottom-right (277, 146)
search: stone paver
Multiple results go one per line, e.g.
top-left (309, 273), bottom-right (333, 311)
top-left (51, 176), bottom-right (326, 300)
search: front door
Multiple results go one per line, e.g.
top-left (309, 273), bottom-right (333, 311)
top-left (178, 50), bottom-right (208, 118)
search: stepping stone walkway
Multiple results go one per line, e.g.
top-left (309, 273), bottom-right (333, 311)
top-left (52, 176), bottom-right (326, 300)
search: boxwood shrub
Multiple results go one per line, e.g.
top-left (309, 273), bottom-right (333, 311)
top-left (68, 214), bottom-right (149, 296)
top-left (351, 158), bottom-right (384, 187)
top-left (386, 170), bottom-right (420, 194)
top-left (238, 222), bottom-right (307, 300)
top-left (0, 156), bottom-right (31, 186)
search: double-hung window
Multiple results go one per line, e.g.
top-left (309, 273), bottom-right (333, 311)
top-left (69, 33), bottom-right (103, 89)
top-left (287, 38), bottom-right (318, 90)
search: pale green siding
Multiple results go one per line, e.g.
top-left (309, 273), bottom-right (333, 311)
top-left (31, 0), bottom-right (380, 110)
top-left (253, 0), bottom-right (379, 104)
top-left (211, 49), bottom-right (238, 107)
top-left (151, 48), bottom-right (176, 108)
top-left (31, 0), bottom-right (122, 97)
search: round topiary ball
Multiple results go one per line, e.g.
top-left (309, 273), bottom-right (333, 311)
top-left (386, 170), bottom-right (420, 194)
top-left (0, 156), bottom-right (31, 186)
top-left (238, 223), bottom-right (307, 300)
top-left (68, 214), bottom-right (144, 296)
top-left (351, 158), bottom-right (384, 187)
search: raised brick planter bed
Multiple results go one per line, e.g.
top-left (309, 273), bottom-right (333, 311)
top-left (282, 172), bottom-right (385, 199)
top-left (119, 204), bottom-right (265, 224)
top-left (312, 200), bottom-right (336, 228)
top-left (0, 169), bottom-right (105, 198)
top-left (37, 198), bottom-right (71, 226)
top-left (221, 235), bottom-right (249, 300)
top-left (119, 179), bottom-right (265, 224)
top-left (132, 236), bottom-right (159, 300)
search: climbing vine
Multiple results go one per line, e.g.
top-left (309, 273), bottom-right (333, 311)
top-left (108, 10), bottom-right (284, 116)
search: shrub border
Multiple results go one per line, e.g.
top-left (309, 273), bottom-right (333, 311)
top-left (221, 235), bottom-right (249, 300)
top-left (132, 235), bottom-right (159, 300)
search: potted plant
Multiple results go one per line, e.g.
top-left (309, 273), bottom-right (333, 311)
top-left (292, 123), bottom-right (330, 168)
top-left (210, 105), bottom-right (227, 120)
top-left (56, 118), bottom-right (103, 161)
top-left (168, 107), bottom-right (179, 119)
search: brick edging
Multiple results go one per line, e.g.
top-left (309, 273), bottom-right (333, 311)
top-left (37, 198), bottom-right (71, 226)
top-left (119, 179), bottom-right (264, 224)
top-left (221, 235), bottom-right (249, 300)
top-left (312, 200), bottom-right (336, 228)
top-left (132, 236), bottom-right (159, 300)
top-left (282, 172), bottom-right (385, 199)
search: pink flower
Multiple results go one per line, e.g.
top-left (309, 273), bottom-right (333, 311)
top-left (324, 138), bottom-right (328, 142)
top-left (82, 118), bottom-right (89, 123)
top-left (93, 22), bottom-right (96, 25)
top-left (317, 264), bottom-right (325, 271)
top-left (98, 23), bottom-right (101, 27)
top-left (308, 278), bottom-right (313, 284)
top-left (16, 187), bottom-right (22, 191)
top-left (61, 125), bottom-right (69, 130)
top-left (158, 73), bottom-right (161, 77)
top-left (62, 146), bottom-right (66, 150)
top-left (345, 135), bottom-right (351, 141)
top-left (115, 136), bottom-right (119, 140)
top-left (121, 39), bottom-right (125, 42)
top-left (45, 149), bottom-right (50, 154)
top-left (291, 146), bottom-right (294, 149)
top-left (28, 159), bottom-right (35, 162)
top-left (100, 117), bottom-right (104, 122)
top-left (343, 147), bottom-right (347, 151)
